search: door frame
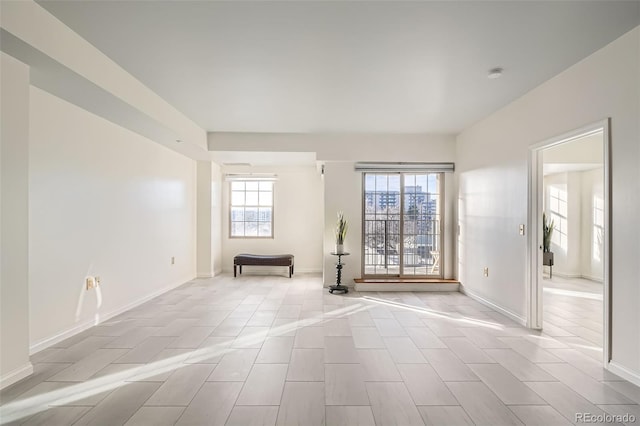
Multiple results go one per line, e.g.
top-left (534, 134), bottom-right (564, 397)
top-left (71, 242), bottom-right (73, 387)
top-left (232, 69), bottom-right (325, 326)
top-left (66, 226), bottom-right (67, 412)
top-left (526, 118), bottom-right (612, 366)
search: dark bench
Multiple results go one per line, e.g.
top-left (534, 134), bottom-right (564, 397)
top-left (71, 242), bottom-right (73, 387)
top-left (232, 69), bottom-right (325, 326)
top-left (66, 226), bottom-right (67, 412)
top-left (234, 254), bottom-right (294, 278)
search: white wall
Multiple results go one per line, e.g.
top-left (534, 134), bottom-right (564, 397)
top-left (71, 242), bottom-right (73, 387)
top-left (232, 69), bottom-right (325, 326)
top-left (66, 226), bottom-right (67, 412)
top-left (209, 133), bottom-right (458, 285)
top-left (580, 168), bottom-right (604, 281)
top-left (322, 162), bottom-right (363, 285)
top-left (323, 163), bottom-right (458, 286)
top-left (543, 169), bottom-right (604, 280)
top-left (543, 172), bottom-right (581, 277)
top-left (212, 162), bottom-right (222, 275)
top-left (221, 165), bottom-right (323, 275)
top-left (321, 137), bottom-right (457, 285)
top-left (456, 27), bottom-right (639, 378)
top-left (196, 161), bottom-right (213, 277)
top-left (196, 161), bottom-right (223, 277)
top-left (0, 53), bottom-right (33, 388)
top-left (543, 133), bottom-right (603, 165)
top-left (29, 86), bottom-right (197, 349)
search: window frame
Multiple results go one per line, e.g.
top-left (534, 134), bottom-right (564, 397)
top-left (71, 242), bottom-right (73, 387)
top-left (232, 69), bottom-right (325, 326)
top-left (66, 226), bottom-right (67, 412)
top-left (593, 195), bottom-right (604, 262)
top-left (228, 180), bottom-right (275, 239)
top-left (548, 185), bottom-right (568, 250)
top-left (361, 171), bottom-right (444, 278)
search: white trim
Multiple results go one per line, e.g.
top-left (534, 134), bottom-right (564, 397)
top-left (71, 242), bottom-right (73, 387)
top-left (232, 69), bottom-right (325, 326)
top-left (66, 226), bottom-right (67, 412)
top-left (548, 271), bottom-right (604, 283)
top-left (550, 272), bottom-right (583, 279)
top-left (196, 274), bottom-right (213, 278)
top-left (29, 278), bottom-right (191, 354)
top-left (528, 126), bottom-right (604, 150)
top-left (602, 119), bottom-right (612, 366)
top-left (459, 284), bottom-right (527, 326)
top-left (526, 142), bottom-right (542, 329)
top-left (607, 361), bottom-right (640, 387)
top-left (291, 268), bottom-right (322, 274)
top-left (581, 274), bottom-right (604, 283)
top-left (225, 173), bottom-right (278, 181)
top-left (355, 283), bottom-right (459, 292)
top-left (0, 362), bottom-right (33, 390)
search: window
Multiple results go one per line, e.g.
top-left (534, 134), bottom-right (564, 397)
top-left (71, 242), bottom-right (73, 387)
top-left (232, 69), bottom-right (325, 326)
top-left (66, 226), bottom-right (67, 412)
top-left (593, 195), bottom-right (604, 261)
top-left (549, 185), bottom-right (568, 250)
top-left (230, 180), bottom-right (273, 238)
top-left (363, 172), bottom-right (442, 277)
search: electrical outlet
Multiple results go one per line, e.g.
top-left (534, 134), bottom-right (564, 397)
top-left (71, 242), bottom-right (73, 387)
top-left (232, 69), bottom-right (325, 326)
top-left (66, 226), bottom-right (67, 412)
top-left (171, 256), bottom-right (175, 265)
top-left (483, 267), bottom-right (489, 277)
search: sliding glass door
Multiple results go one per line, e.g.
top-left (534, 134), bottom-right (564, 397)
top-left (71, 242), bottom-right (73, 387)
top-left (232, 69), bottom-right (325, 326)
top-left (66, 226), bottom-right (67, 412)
top-left (363, 172), bottom-right (443, 278)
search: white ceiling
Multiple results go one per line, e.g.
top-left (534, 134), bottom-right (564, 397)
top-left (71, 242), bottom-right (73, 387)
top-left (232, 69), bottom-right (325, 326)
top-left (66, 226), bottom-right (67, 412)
top-left (38, 1), bottom-right (639, 134)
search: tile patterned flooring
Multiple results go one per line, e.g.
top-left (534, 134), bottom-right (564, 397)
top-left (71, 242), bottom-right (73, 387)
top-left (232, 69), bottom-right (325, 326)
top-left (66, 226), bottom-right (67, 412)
top-left (1, 274), bottom-right (639, 425)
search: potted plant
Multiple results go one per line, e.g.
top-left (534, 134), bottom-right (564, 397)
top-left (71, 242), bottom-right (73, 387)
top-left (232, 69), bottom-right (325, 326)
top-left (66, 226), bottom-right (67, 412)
top-left (335, 211), bottom-right (348, 254)
top-left (542, 212), bottom-right (555, 276)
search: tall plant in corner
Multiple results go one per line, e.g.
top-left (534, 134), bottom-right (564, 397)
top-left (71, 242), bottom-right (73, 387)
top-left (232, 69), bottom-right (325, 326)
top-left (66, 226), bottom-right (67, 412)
top-left (335, 211), bottom-right (348, 254)
top-left (542, 212), bottom-right (555, 252)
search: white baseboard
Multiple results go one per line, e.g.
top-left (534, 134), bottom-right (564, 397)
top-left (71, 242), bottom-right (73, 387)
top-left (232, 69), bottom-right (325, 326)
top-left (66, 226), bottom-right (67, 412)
top-left (581, 274), bottom-right (604, 283)
top-left (552, 271), bottom-right (582, 279)
top-left (355, 283), bottom-right (459, 292)
top-left (29, 277), bottom-right (193, 355)
top-left (607, 361), bottom-right (640, 387)
top-left (551, 271), bottom-right (603, 283)
top-left (459, 284), bottom-right (526, 326)
top-left (196, 274), bottom-right (213, 278)
top-left (0, 362), bottom-right (33, 390)
top-left (295, 268), bottom-right (323, 274)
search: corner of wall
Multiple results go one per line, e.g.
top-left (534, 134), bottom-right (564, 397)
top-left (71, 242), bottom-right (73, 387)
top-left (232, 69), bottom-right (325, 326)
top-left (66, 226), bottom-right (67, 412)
top-left (0, 362), bottom-right (33, 390)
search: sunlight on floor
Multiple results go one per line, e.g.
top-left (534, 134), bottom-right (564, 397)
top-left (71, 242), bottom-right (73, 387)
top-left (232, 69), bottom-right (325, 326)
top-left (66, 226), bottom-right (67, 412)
top-left (361, 296), bottom-right (505, 330)
top-left (543, 287), bottom-right (603, 301)
top-left (0, 303), bottom-right (370, 423)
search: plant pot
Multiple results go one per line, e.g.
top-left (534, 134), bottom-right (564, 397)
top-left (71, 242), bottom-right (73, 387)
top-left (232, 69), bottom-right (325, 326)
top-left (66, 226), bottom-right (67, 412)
top-left (335, 244), bottom-right (344, 254)
top-left (543, 251), bottom-right (554, 266)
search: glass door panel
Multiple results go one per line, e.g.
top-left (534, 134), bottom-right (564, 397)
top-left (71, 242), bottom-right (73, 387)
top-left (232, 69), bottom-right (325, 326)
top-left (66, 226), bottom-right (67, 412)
top-left (402, 173), bottom-right (441, 276)
top-left (363, 173), bottom-right (401, 276)
top-left (363, 172), bottom-right (443, 278)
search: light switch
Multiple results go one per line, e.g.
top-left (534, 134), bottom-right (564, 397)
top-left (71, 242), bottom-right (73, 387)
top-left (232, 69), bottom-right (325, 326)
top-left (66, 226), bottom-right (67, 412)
top-left (519, 224), bottom-right (525, 236)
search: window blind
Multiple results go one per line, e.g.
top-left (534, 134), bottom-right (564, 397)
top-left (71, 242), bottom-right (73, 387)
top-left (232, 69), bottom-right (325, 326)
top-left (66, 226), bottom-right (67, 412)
top-left (354, 162), bottom-right (454, 173)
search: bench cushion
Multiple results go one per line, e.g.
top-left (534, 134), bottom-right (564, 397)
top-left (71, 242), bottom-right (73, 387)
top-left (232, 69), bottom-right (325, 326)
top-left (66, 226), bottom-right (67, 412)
top-left (234, 254), bottom-right (294, 266)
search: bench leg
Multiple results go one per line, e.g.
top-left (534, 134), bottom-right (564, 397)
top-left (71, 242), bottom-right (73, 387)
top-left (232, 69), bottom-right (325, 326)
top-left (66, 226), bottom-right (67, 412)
top-left (289, 266), bottom-right (292, 278)
top-left (239, 265), bottom-right (242, 275)
top-left (234, 265), bottom-right (237, 277)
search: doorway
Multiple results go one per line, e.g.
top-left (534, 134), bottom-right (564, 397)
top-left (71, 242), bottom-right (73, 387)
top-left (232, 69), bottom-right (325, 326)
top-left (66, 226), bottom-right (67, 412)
top-left (528, 120), bottom-right (611, 365)
top-left (362, 172), bottom-right (443, 278)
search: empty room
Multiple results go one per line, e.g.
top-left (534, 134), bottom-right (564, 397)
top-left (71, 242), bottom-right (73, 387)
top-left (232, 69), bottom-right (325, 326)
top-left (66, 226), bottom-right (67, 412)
top-left (1, 1), bottom-right (640, 425)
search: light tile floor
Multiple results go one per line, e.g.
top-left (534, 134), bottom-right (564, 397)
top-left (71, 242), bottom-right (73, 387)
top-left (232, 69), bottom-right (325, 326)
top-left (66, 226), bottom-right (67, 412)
top-left (1, 274), bottom-right (639, 425)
